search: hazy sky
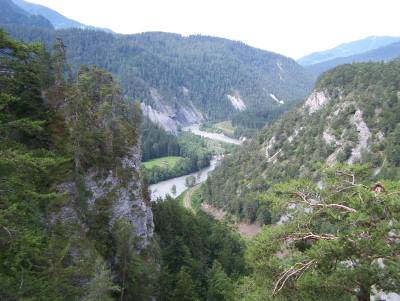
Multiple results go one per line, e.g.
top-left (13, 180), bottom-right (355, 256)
top-left (27, 0), bottom-right (400, 59)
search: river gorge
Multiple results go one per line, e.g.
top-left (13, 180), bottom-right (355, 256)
top-left (149, 124), bottom-right (242, 201)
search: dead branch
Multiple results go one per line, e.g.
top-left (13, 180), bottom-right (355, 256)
top-left (384, 236), bottom-right (400, 244)
top-left (273, 260), bottom-right (316, 294)
top-left (323, 203), bottom-right (357, 212)
top-left (336, 170), bottom-right (355, 185)
top-left (0, 224), bottom-right (12, 239)
top-left (289, 232), bottom-right (338, 241)
top-left (387, 191), bottom-right (400, 196)
top-left (332, 185), bottom-right (356, 195)
top-left (290, 192), bottom-right (357, 213)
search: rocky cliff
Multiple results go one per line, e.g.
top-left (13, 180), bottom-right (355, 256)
top-left (42, 66), bottom-right (158, 299)
top-left (0, 33), bottom-right (157, 300)
top-left (53, 145), bottom-right (154, 250)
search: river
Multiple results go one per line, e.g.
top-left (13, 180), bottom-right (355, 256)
top-left (182, 124), bottom-right (243, 145)
top-left (149, 124), bottom-right (242, 201)
top-left (149, 156), bottom-right (221, 201)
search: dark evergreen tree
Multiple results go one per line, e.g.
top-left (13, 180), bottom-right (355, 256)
top-left (206, 261), bottom-right (233, 301)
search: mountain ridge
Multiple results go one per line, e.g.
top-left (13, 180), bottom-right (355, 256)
top-left (11, 0), bottom-right (113, 32)
top-left (298, 35), bottom-right (400, 66)
top-left (0, 0), bottom-right (53, 29)
top-left (0, 0), bottom-right (314, 133)
top-left (306, 41), bottom-right (400, 76)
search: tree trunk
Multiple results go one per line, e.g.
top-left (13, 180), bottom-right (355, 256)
top-left (357, 286), bottom-right (371, 301)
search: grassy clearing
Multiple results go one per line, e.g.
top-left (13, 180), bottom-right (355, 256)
top-left (214, 121), bottom-right (235, 136)
top-left (201, 120), bottom-right (235, 137)
top-left (142, 156), bottom-right (184, 169)
top-left (205, 138), bottom-right (236, 155)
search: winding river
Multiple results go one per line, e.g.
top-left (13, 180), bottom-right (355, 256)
top-left (149, 156), bottom-right (221, 200)
top-left (149, 125), bottom-right (242, 201)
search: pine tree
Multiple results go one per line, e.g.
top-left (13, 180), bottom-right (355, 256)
top-left (244, 167), bottom-right (400, 301)
top-left (0, 29), bottom-right (68, 300)
top-left (386, 124), bottom-right (400, 166)
top-left (172, 266), bottom-right (199, 301)
top-left (82, 258), bottom-right (120, 301)
top-left (206, 261), bottom-right (233, 301)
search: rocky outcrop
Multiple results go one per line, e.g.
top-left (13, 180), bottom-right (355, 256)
top-left (53, 145), bottom-right (154, 251)
top-left (226, 94), bottom-right (247, 111)
top-left (304, 90), bottom-right (330, 114)
top-left (88, 146), bottom-right (154, 247)
top-left (270, 93), bottom-right (285, 105)
top-left (264, 136), bottom-right (276, 159)
top-left (347, 109), bottom-right (371, 164)
top-left (141, 102), bottom-right (203, 134)
top-left (325, 109), bottom-right (371, 165)
top-left (141, 103), bottom-right (178, 133)
top-left (141, 87), bottom-right (204, 133)
top-left (322, 130), bottom-right (337, 145)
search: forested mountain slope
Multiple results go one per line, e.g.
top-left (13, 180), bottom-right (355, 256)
top-left (0, 31), bottom-right (247, 301)
top-left (0, 0), bottom-right (314, 131)
top-left (204, 60), bottom-right (400, 224)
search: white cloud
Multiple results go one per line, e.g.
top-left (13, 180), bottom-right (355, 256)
top-left (26, 0), bottom-right (400, 59)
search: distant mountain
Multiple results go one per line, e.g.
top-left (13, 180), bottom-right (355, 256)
top-left (0, 0), bottom-right (53, 29)
top-left (298, 36), bottom-right (400, 66)
top-left (306, 41), bottom-right (400, 76)
top-left (205, 60), bottom-right (400, 223)
top-left (60, 31), bottom-right (314, 131)
top-left (0, 0), bottom-right (314, 132)
top-left (11, 0), bottom-right (113, 32)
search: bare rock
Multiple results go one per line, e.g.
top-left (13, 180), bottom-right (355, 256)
top-left (304, 90), bottom-right (330, 115)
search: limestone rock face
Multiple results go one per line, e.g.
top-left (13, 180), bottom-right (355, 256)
top-left (141, 89), bottom-right (204, 134)
top-left (53, 145), bottom-right (154, 252)
top-left (347, 109), bottom-right (371, 164)
top-left (304, 90), bottom-right (330, 114)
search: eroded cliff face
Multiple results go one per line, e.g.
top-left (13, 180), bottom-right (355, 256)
top-left (47, 144), bottom-right (156, 299)
top-left (141, 101), bottom-right (203, 133)
top-left (86, 145), bottom-right (154, 248)
top-left (260, 87), bottom-right (378, 170)
top-left (140, 87), bottom-right (204, 133)
top-left (53, 145), bottom-right (154, 251)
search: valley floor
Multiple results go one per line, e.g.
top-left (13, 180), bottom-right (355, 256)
top-left (183, 124), bottom-right (243, 145)
top-left (142, 156), bottom-right (184, 169)
top-left (201, 203), bottom-right (262, 238)
top-left (149, 123), bottom-right (241, 200)
top-left (183, 189), bottom-right (262, 238)
top-left (149, 156), bottom-right (221, 200)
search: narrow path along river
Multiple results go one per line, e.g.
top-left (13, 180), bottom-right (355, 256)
top-left (183, 184), bottom-right (201, 213)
